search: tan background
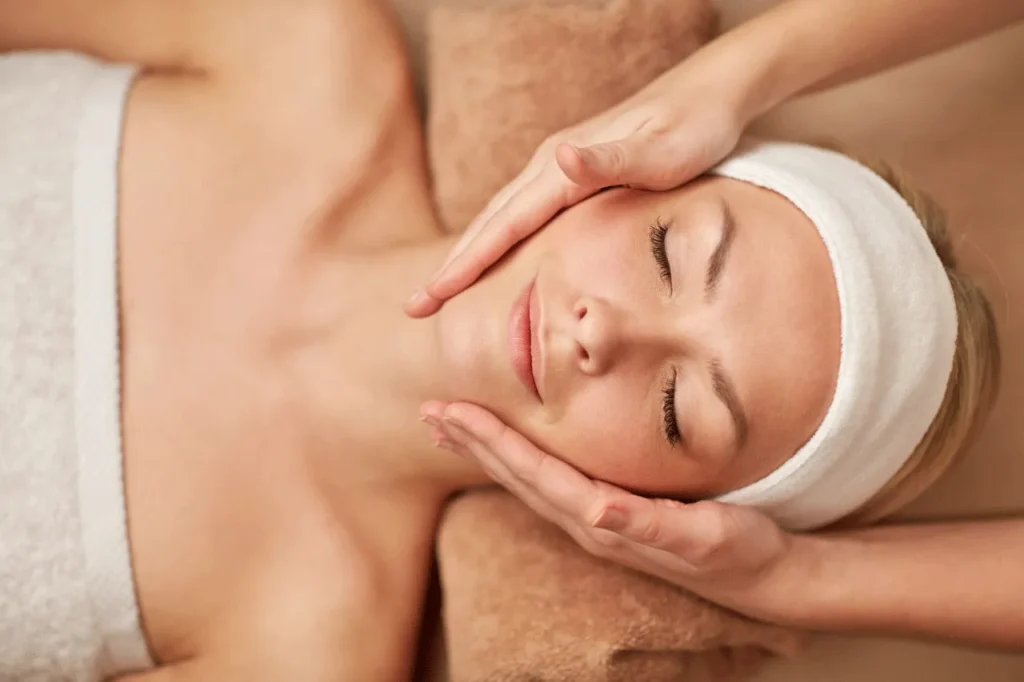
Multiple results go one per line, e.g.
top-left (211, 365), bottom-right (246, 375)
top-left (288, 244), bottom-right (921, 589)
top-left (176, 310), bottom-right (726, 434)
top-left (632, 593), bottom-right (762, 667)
top-left (391, 0), bottom-right (1024, 678)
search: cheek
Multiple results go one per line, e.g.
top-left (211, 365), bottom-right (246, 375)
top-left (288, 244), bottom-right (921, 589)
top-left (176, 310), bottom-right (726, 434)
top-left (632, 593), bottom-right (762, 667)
top-left (554, 227), bottom-right (644, 298)
top-left (528, 377), bottom-right (673, 490)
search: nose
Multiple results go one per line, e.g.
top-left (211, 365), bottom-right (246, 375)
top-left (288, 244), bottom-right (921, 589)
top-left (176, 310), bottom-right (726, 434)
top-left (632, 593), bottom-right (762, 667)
top-left (572, 296), bottom-right (673, 375)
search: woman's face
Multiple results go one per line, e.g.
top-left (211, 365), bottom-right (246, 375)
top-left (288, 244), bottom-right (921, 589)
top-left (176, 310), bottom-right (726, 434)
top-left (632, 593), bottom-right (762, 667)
top-left (436, 177), bottom-right (841, 497)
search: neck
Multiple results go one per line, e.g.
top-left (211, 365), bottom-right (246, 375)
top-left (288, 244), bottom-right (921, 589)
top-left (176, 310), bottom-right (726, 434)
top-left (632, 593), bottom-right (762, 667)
top-left (295, 236), bottom-right (490, 502)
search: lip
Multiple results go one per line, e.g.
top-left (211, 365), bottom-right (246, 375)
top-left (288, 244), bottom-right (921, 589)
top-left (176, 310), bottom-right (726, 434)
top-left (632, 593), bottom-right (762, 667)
top-left (508, 278), bottom-right (543, 401)
top-left (529, 279), bottom-right (545, 400)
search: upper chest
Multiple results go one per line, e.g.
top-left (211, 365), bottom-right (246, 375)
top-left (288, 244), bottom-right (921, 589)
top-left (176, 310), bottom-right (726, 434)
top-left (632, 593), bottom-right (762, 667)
top-left (116, 73), bottom-right (437, 290)
top-left (128, 430), bottom-right (442, 672)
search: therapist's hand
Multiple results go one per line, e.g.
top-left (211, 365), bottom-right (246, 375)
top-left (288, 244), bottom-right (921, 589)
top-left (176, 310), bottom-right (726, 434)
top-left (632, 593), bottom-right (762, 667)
top-left (404, 56), bottom-right (748, 318)
top-left (421, 401), bottom-right (814, 620)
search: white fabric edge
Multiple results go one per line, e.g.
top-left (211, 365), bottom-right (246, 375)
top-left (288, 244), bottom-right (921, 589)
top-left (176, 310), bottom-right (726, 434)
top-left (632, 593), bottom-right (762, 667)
top-left (73, 63), bottom-right (153, 675)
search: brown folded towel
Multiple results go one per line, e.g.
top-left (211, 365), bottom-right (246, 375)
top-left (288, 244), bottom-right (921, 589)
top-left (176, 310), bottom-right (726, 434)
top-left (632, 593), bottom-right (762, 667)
top-left (438, 492), bottom-right (804, 682)
top-left (424, 1), bottom-right (805, 680)
top-left (427, 0), bottom-right (718, 231)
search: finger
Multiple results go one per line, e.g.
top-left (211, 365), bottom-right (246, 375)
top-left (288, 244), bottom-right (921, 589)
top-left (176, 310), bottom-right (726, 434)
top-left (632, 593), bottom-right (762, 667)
top-left (427, 424), bottom-right (447, 445)
top-left (419, 400), bottom-right (451, 424)
top-left (430, 402), bottom-right (708, 574)
top-left (460, 159), bottom-right (543, 251)
top-left (425, 401), bottom-right (549, 500)
top-left (439, 420), bottom-right (522, 491)
top-left (403, 161), bottom-right (548, 315)
top-left (558, 140), bottom-right (634, 188)
top-left (436, 405), bottom-right (727, 581)
top-left (403, 292), bottom-right (443, 318)
top-left (438, 417), bottom-right (679, 565)
top-left (404, 166), bottom-right (544, 318)
top-left (446, 169), bottom-right (535, 267)
top-left (449, 416), bottom-right (632, 526)
top-left (441, 421), bottom-right (584, 530)
top-left (423, 165), bottom-right (584, 304)
top-left (562, 135), bottom-right (713, 193)
top-left (594, 497), bottom-right (738, 563)
top-left (441, 403), bottom-right (616, 523)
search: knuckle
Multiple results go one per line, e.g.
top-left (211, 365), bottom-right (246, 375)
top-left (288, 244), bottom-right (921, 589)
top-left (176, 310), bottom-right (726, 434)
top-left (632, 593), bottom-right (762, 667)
top-left (517, 463), bottom-right (540, 488)
top-left (591, 528), bottom-right (624, 551)
top-left (478, 462), bottom-right (506, 486)
top-left (532, 451), bottom-right (560, 481)
top-left (489, 417), bottom-right (512, 446)
top-left (604, 144), bottom-right (628, 174)
top-left (638, 517), bottom-right (663, 545)
top-left (687, 503), bottom-right (735, 563)
top-left (685, 543), bottom-right (718, 567)
top-left (628, 102), bottom-right (666, 130)
top-left (570, 525), bottom-right (619, 557)
top-left (567, 526), bottom-right (599, 552)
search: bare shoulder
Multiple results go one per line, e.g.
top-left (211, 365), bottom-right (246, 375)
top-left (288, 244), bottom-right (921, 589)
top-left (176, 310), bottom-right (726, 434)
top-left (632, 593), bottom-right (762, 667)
top-left (225, 0), bottom-right (418, 164)
top-left (117, 0), bottom-right (423, 228)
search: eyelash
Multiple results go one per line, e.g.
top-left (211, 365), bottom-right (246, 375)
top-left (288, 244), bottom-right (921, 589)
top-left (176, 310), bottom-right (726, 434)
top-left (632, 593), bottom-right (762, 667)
top-left (661, 369), bottom-right (682, 447)
top-left (650, 218), bottom-right (680, 446)
top-left (648, 218), bottom-right (672, 289)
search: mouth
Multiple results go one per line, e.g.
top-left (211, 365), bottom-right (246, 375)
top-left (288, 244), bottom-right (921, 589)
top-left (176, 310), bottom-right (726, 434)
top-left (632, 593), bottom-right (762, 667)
top-left (508, 277), bottom-right (543, 401)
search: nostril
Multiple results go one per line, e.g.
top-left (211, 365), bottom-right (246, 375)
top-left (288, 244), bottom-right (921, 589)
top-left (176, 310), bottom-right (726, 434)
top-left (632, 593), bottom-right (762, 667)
top-left (575, 302), bottom-right (588, 320)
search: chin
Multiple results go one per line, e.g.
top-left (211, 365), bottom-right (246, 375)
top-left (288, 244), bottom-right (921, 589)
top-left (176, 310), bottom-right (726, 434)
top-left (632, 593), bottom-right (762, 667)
top-left (435, 294), bottom-right (500, 396)
top-left (436, 303), bottom-right (538, 428)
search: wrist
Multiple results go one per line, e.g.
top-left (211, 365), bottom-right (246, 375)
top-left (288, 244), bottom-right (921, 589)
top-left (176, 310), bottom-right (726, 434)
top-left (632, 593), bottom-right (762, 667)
top-left (667, 29), bottom-right (789, 132)
top-left (688, 2), bottom-right (840, 127)
top-left (743, 532), bottom-right (851, 627)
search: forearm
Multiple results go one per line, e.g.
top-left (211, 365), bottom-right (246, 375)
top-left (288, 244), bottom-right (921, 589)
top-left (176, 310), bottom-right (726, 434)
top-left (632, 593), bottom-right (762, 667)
top-left (772, 518), bottom-right (1024, 648)
top-left (698, 0), bottom-right (1024, 123)
top-left (0, 0), bottom-right (339, 75)
top-left (0, 0), bottom-right (225, 70)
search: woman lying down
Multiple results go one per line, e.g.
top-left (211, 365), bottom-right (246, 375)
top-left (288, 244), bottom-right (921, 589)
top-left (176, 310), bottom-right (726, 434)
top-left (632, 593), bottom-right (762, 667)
top-left (0, 1), bottom-right (999, 681)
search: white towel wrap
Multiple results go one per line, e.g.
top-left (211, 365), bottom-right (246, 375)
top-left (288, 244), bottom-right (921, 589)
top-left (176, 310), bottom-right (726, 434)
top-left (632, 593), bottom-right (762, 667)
top-left (710, 142), bottom-right (958, 531)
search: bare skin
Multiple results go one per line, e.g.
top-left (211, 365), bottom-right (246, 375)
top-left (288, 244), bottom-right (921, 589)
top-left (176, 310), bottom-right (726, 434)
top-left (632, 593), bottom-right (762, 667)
top-left (114, 22), bottom-right (478, 682)
top-left (0, 1), bottom-right (915, 678)
top-left (403, 0), bottom-right (1024, 653)
top-left (3, 1), bottom-right (485, 679)
top-left (4, 2), bottom-right (833, 676)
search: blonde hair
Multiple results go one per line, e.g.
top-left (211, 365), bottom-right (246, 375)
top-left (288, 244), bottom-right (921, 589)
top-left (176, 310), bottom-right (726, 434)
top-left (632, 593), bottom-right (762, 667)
top-left (824, 148), bottom-right (1002, 527)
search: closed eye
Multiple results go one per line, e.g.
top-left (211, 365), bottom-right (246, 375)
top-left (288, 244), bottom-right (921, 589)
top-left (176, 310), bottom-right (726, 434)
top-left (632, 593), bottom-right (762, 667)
top-left (661, 368), bottom-right (682, 447)
top-left (649, 218), bottom-right (672, 291)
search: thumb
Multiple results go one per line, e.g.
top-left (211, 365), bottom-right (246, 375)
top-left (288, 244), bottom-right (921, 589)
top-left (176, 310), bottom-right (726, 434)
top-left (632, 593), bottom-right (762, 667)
top-left (558, 140), bottom-right (637, 188)
top-left (564, 132), bottom-right (725, 192)
top-left (595, 498), bottom-right (739, 560)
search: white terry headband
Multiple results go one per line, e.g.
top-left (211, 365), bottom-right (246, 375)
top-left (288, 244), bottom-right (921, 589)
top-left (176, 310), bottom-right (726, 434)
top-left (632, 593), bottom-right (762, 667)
top-left (709, 142), bottom-right (958, 531)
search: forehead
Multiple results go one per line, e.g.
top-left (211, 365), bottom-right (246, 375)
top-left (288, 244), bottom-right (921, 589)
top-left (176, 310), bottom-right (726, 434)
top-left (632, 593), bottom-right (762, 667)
top-left (707, 177), bottom-right (841, 468)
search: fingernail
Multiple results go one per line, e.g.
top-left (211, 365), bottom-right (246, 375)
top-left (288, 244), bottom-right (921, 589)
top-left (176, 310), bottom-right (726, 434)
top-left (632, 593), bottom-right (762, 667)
top-left (434, 436), bottom-right (455, 451)
top-left (594, 507), bottom-right (628, 531)
top-left (422, 415), bottom-right (441, 428)
top-left (442, 420), bottom-right (472, 446)
top-left (441, 410), bottom-right (466, 429)
top-left (406, 289), bottom-right (430, 308)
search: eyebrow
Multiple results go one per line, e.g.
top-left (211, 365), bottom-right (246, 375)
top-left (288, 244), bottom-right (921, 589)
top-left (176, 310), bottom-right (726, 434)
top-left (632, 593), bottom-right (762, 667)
top-left (704, 203), bottom-right (736, 300)
top-left (702, 201), bottom-right (746, 449)
top-left (710, 359), bottom-right (749, 450)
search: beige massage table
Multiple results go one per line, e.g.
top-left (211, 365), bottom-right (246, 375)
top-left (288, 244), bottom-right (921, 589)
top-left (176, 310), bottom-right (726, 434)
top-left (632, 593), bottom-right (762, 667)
top-left (392, 0), bottom-right (1024, 679)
